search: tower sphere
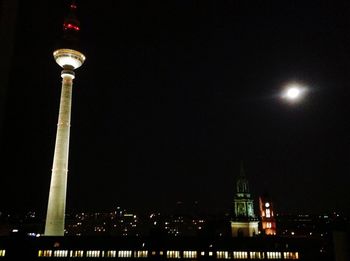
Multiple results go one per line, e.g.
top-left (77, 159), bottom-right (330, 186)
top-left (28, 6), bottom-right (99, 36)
top-left (53, 48), bottom-right (86, 69)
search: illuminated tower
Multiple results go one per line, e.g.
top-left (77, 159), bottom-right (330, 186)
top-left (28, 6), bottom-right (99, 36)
top-left (44, 1), bottom-right (85, 236)
top-left (231, 163), bottom-right (259, 237)
top-left (259, 194), bottom-right (277, 235)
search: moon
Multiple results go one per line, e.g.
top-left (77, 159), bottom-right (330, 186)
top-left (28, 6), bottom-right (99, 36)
top-left (281, 83), bottom-right (307, 102)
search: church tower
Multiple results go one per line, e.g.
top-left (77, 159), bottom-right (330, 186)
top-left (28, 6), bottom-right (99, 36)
top-left (259, 194), bottom-right (277, 235)
top-left (231, 163), bottom-right (259, 237)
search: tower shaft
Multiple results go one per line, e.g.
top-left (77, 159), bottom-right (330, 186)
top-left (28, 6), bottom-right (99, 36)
top-left (45, 71), bottom-right (74, 236)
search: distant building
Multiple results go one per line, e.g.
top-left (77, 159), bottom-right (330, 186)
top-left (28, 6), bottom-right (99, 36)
top-left (231, 164), bottom-right (259, 237)
top-left (65, 208), bottom-right (140, 237)
top-left (259, 194), bottom-right (277, 235)
top-left (0, 234), bottom-right (326, 260)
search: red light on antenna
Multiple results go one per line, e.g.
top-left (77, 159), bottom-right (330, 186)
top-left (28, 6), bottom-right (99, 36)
top-left (63, 23), bottom-right (80, 31)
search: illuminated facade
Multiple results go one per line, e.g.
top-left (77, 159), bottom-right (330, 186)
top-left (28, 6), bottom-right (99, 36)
top-left (0, 236), bottom-right (312, 260)
top-left (259, 195), bottom-right (277, 235)
top-left (231, 164), bottom-right (259, 237)
top-left (44, 2), bottom-right (86, 236)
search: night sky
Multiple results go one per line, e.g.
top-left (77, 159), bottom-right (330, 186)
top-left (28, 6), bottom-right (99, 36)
top-left (1, 1), bottom-right (350, 217)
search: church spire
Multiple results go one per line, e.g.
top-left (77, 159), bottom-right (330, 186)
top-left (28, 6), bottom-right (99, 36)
top-left (236, 161), bottom-right (250, 194)
top-left (231, 162), bottom-right (259, 237)
top-left (239, 160), bottom-right (245, 177)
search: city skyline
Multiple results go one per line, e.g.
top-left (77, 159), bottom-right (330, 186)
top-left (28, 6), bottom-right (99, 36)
top-left (1, 1), bottom-right (350, 217)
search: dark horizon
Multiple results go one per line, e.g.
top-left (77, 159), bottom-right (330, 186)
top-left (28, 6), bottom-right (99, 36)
top-left (1, 1), bottom-right (350, 217)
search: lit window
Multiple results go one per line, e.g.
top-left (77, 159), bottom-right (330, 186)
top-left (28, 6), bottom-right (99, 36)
top-left (70, 250), bottom-right (84, 257)
top-left (250, 251), bottom-right (264, 259)
top-left (216, 251), bottom-right (230, 259)
top-left (266, 252), bottom-right (281, 259)
top-left (134, 251), bottom-right (148, 258)
top-left (54, 250), bottom-right (68, 257)
top-left (266, 222), bottom-right (272, 228)
top-left (183, 251), bottom-right (197, 259)
top-left (38, 250), bottom-right (52, 257)
top-left (106, 251), bottom-right (116, 258)
top-left (166, 251), bottom-right (180, 258)
top-left (266, 209), bottom-right (271, 218)
top-left (0, 250), bottom-right (5, 257)
top-left (283, 252), bottom-right (299, 259)
top-left (233, 251), bottom-right (248, 259)
top-left (118, 250), bottom-right (132, 258)
top-left (86, 250), bottom-right (100, 258)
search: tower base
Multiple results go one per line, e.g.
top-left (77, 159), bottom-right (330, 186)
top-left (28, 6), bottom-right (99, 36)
top-left (231, 221), bottom-right (259, 237)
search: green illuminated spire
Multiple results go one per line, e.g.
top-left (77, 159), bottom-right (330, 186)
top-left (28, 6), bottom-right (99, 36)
top-left (236, 161), bottom-right (250, 194)
top-left (233, 162), bottom-right (256, 219)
